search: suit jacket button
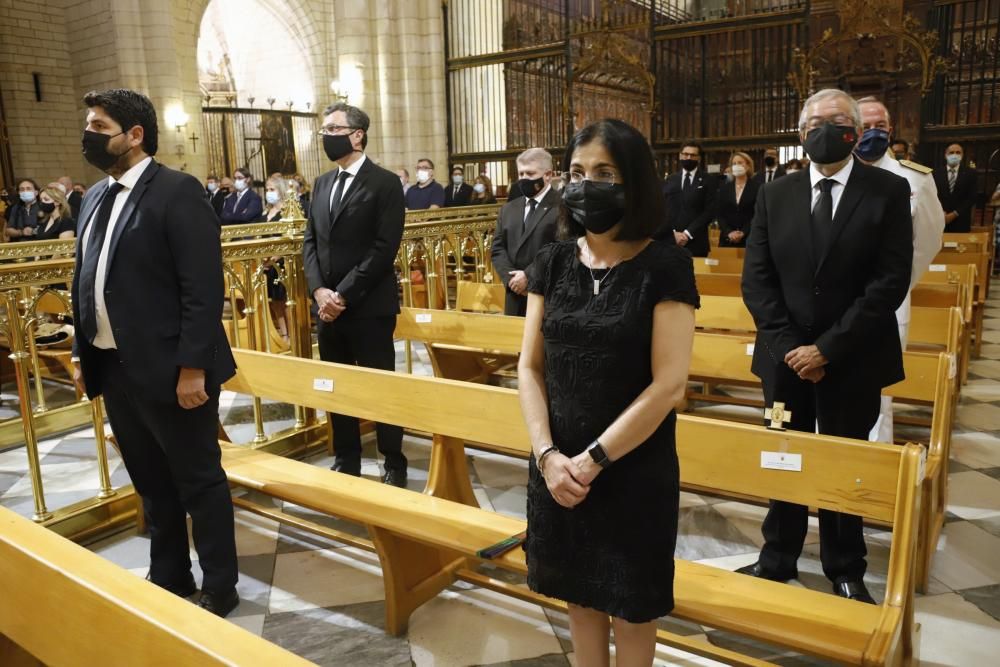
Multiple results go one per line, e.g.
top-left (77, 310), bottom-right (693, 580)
top-left (814, 287), bottom-right (821, 295)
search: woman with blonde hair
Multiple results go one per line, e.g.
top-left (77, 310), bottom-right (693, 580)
top-left (259, 175), bottom-right (289, 340)
top-left (470, 173), bottom-right (497, 204)
top-left (27, 186), bottom-right (75, 240)
top-left (716, 151), bottom-right (759, 247)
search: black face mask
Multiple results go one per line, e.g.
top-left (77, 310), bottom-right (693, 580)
top-left (679, 159), bottom-right (699, 172)
top-left (562, 181), bottom-right (626, 234)
top-left (894, 152), bottom-right (906, 161)
top-left (802, 123), bottom-right (858, 165)
top-left (38, 201), bottom-right (56, 214)
top-left (82, 130), bottom-right (129, 171)
top-left (517, 176), bottom-right (544, 198)
top-left (764, 156), bottom-right (777, 168)
top-left (323, 133), bottom-right (355, 162)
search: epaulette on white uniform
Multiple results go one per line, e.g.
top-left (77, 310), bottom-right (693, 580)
top-left (899, 159), bottom-right (933, 175)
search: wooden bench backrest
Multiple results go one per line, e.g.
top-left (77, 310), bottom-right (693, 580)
top-left (932, 252), bottom-right (988, 299)
top-left (696, 295), bottom-right (756, 332)
top-left (692, 257), bottom-right (745, 274)
top-left (712, 247), bottom-right (745, 260)
top-left (226, 349), bottom-right (915, 524)
top-left (455, 281), bottom-right (505, 313)
top-left (0, 507), bottom-right (309, 667)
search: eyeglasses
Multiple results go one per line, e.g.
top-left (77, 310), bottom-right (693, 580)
top-left (318, 124), bottom-right (358, 136)
top-left (804, 114), bottom-right (855, 131)
top-left (560, 170), bottom-right (618, 185)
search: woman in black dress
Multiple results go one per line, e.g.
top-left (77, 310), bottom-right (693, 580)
top-left (519, 119), bottom-right (698, 666)
top-left (716, 151), bottom-right (759, 248)
top-left (260, 176), bottom-right (289, 340)
top-left (26, 186), bottom-right (75, 241)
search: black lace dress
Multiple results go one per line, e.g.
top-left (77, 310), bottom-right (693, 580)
top-left (523, 239), bottom-right (699, 623)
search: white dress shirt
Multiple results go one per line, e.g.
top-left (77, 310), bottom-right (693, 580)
top-left (329, 153), bottom-right (367, 210)
top-left (523, 184), bottom-right (551, 222)
top-left (809, 158), bottom-right (854, 217)
top-left (81, 156), bottom-right (153, 349)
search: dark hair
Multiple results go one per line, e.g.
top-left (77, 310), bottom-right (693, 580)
top-left (785, 159), bottom-right (803, 170)
top-left (83, 89), bottom-right (158, 156)
top-left (680, 141), bottom-right (702, 156)
top-left (207, 174), bottom-right (219, 181)
top-left (451, 165), bottom-right (464, 173)
top-left (559, 119), bottom-right (664, 242)
top-left (234, 167), bottom-right (253, 181)
top-left (417, 157), bottom-right (435, 169)
top-left (16, 178), bottom-right (39, 192)
top-left (322, 102), bottom-right (370, 149)
top-left (891, 139), bottom-right (909, 151)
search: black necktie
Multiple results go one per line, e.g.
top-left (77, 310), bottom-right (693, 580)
top-left (330, 170), bottom-right (350, 219)
top-left (524, 198), bottom-right (537, 230)
top-left (767, 170), bottom-right (773, 183)
top-left (683, 172), bottom-right (692, 190)
top-left (79, 182), bottom-right (125, 343)
top-left (812, 178), bottom-right (834, 261)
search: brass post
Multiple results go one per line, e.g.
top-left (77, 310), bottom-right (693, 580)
top-left (283, 255), bottom-right (306, 429)
top-left (22, 288), bottom-right (49, 414)
top-left (91, 396), bottom-right (116, 499)
top-left (398, 242), bottom-right (414, 373)
top-left (4, 290), bottom-right (52, 522)
top-left (242, 261), bottom-right (267, 443)
top-left (425, 239), bottom-right (439, 310)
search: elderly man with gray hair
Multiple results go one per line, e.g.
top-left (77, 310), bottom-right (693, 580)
top-left (739, 88), bottom-right (913, 605)
top-left (491, 147), bottom-right (559, 315)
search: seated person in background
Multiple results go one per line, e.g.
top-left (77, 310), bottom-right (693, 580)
top-left (784, 158), bottom-right (804, 174)
top-left (220, 167), bottom-right (263, 225)
top-left (5, 178), bottom-right (42, 241)
top-left (260, 176), bottom-right (290, 340)
top-left (444, 165), bottom-right (474, 206)
top-left (890, 139), bottom-right (911, 162)
top-left (469, 174), bottom-right (497, 205)
top-left (717, 151), bottom-right (759, 248)
top-left (58, 176), bottom-right (82, 220)
top-left (405, 158), bottom-right (445, 210)
top-left (292, 173), bottom-right (311, 210)
top-left (27, 186), bottom-right (76, 240)
top-left (752, 147), bottom-right (786, 186)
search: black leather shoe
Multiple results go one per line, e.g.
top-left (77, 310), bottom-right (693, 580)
top-left (146, 572), bottom-right (197, 598)
top-left (331, 461), bottom-right (361, 476)
top-left (197, 588), bottom-right (240, 617)
top-left (382, 468), bottom-right (408, 488)
top-left (833, 579), bottom-right (877, 605)
top-left (734, 561), bottom-right (798, 583)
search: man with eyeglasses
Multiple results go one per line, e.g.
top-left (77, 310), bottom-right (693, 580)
top-left (303, 102), bottom-right (408, 487)
top-left (657, 141), bottom-right (718, 257)
top-left (739, 88), bottom-right (912, 606)
top-left (491, 147), bottom-right (559, 316)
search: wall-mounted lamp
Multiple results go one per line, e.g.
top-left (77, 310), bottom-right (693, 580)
top-left (165, 105), bottom-right (189, 133)
top-left (329, 79), bottom-right (348, 103)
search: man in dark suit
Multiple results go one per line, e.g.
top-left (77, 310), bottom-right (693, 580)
top-left (491, 147), bottom-right (559, 316)
top-left (444, 165), bottom-right (474, 207)
top-left (205, 174), bottom-right (227, 217)
top-left (751, 147), bottom-right (787, 187)
top-left (58, 176), bottom-right (83, 219)
top-left (933, 143), bottom-right (978, 233)
top-left (657, 141), bottom-right (718, 257)
top-left (738, 89), bottom-right (913, 605)
top-left (303, 102), bottom-right (408, 487)
top-left (71, 89), bottom-right (239, 617)
top-left (220, 167), bottom-right (262, 224)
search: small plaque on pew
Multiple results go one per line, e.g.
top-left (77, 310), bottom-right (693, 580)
top-left (928, 264), bottom-right (946, 272)
top-left (764, 402), bottom-right (791, 431)
top-left (746, 344), bottom-right (754, 356)
top-left (313, 378), bottom-right (334, 392)
top-left (704, 258), bottom-right (719, 266)
top-left (416, 313), bottom-right (433, 323)
top-left (761, 451), bottom-right (802, 472)
top-left (944, 241), bottom-right (958, 248)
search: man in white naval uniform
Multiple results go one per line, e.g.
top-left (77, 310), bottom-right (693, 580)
top-left (856, 96), bottom-right (946, 442)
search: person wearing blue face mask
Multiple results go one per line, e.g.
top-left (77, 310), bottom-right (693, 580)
top-left (855, 96), bottom-right (945, 445)
top-left (933, 143), bottom-right (978, 232)
top-left (4, 178), bottom-right (42, 241)
top-left (260, 175), bottom-right (290, 339)
top-left (219, 167), bottom-right (262, 225)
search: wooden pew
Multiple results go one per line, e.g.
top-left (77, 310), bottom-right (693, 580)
top-left (223, 350), bottom-right (924, 667)
top-left (392, 307), bottom-right (953, 593)
top-left (0, 506), bottom-right (309, 667)
top-left (932, 251), bottom-right (989, 356)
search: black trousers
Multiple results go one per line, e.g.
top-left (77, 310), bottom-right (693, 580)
top-left (758, 364), bottom-right (881, 583)
top-left (317, 315), bottom-right (406, 471)
top-left (98, 350), bottom-right (238, 592)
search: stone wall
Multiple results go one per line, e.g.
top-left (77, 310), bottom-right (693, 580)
top-left (0, 0), bottom-right (448, 190)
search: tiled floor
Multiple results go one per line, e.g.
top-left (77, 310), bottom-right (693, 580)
top-left (3, 284), bottom-right (1000, 665)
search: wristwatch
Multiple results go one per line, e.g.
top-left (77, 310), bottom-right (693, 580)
top-left (586, 441), bottom-right (612, 468)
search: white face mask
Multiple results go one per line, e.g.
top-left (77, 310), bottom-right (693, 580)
top-left (452, 174), bottom-right (464, 185)
top-left (234, 178), bottom-right (248, 192)
top-left (416, 169), bottom-right (431, 183)
top-left (473, 183), bottom-right (486, 194)
top-left (265, 191), bottom-right (281, 205)
top-left (207, 182), bottom-right (218, 193)
top-left (785, 168), bottom-right (799, 174)
top-left (730, 165), bottom-right (747, 178)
